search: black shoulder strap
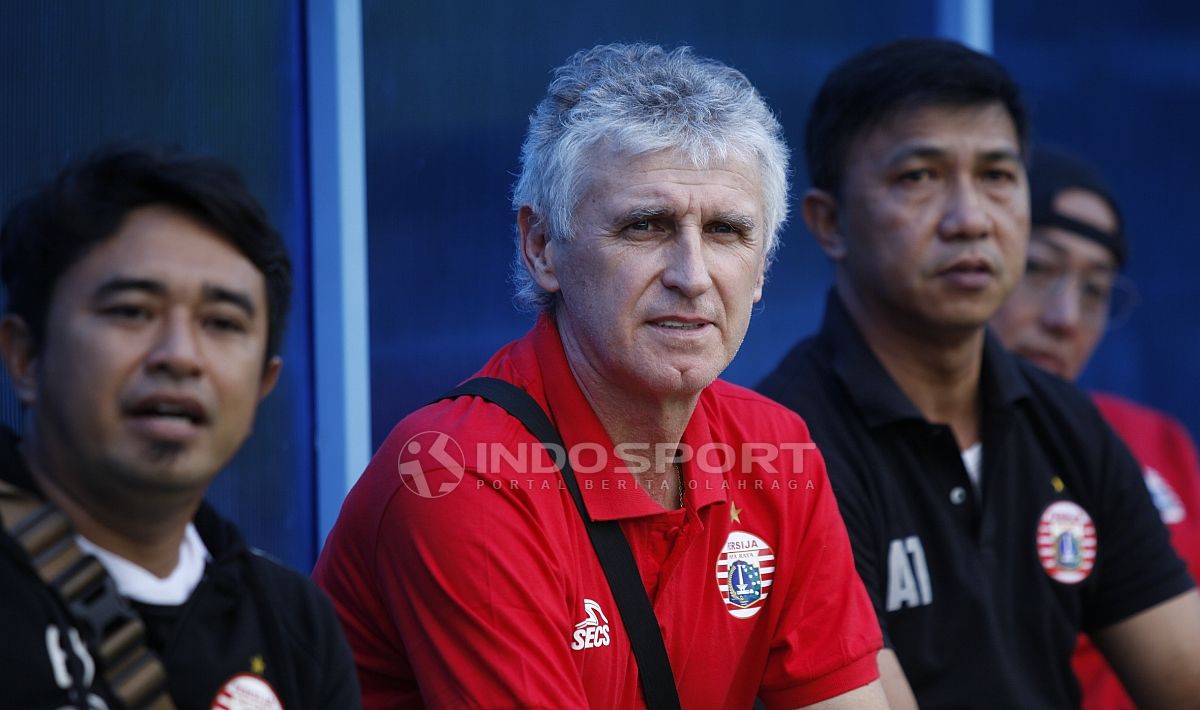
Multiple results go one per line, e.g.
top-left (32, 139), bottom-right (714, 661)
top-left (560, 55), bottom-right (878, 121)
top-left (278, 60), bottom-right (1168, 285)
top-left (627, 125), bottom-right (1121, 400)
top-left (0, 480), bottom-right (176, 710)
top-left (438, 377), bottom-right (682, 710)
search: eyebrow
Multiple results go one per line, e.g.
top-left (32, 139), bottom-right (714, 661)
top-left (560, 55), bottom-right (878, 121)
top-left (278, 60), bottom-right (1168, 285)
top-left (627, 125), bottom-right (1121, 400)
top-left (709, 211), bottom-right (758, 233)
top-left (617, 206), bottom-right (673, 225)
top-left (615, 206), bottom-right (758, 233)
top-left (885, 144), bottom-right (1023, 167)
top-left (93, 277), bottom-right (257, 317)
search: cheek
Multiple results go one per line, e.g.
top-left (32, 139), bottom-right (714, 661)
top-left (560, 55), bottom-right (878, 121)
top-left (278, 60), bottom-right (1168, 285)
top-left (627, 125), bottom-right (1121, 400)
top-left (1076, 326), bottom-right (1105, 356)
top-left (997, 302), bottom-right (1039, 338)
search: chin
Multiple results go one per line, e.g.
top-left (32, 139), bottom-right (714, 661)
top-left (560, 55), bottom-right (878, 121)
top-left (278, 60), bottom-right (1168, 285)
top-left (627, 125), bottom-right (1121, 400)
top-left (658, 367), bottom-right (723, 397)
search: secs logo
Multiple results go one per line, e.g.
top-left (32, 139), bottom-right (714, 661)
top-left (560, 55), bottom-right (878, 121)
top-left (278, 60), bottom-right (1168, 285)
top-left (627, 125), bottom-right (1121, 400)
top-left (570, 598), bottom-right (611, 651)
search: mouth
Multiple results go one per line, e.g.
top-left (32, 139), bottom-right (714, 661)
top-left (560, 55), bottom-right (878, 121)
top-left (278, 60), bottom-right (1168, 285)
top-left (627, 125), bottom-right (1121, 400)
top-left (648, 317), bottom-right (712, 333)
top-left (124, 394), bottom-right (209, 440)
top-left (937, 256), bottom-right (995, 289)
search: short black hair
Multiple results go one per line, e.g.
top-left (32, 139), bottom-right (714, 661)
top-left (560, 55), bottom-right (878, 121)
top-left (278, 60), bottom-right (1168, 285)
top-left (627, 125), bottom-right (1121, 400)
top-left (806, 38), bottom-right (1029, 194)
top-left (0, 145), bottom-right (292, 364)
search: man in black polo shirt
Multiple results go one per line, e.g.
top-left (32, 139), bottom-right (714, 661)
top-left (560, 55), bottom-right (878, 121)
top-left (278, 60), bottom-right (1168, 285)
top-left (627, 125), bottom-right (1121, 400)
top-left (757, 39), bottom-right (1200, 708)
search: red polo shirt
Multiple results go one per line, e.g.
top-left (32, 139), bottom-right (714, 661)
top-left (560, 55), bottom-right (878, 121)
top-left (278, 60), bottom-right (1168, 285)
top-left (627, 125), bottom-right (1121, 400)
top-left (314, 315), bottom-right (880, 709)
top-left (1073, 392), bottom-right (1200, 710)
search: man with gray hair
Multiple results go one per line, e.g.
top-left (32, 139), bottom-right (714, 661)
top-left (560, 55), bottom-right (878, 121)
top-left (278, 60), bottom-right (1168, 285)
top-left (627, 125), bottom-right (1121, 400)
top-left (315, 43), bottom-right (886, 709)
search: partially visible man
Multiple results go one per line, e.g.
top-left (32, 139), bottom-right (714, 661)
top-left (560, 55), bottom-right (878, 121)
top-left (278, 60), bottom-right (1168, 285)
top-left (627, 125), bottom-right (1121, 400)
top-left (0, 147), bottom-right (360, 708)
top-left (315, 43), bottom-right (885, 709)
top-left (992, 146), bottom-right (1200, 709)
top-left (757, 39), bottom-right (1200, 709)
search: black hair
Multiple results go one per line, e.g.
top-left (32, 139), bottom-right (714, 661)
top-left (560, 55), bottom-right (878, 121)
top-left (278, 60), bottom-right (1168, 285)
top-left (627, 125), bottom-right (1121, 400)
top-left (0, 145), bottom-right (292, 364)
top-left (806, 38), bottom-right (1029, 194)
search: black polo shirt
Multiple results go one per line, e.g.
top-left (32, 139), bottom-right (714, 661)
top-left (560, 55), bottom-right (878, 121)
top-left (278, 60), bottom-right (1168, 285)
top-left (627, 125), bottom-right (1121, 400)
top-left (757, 293), bottom-right (1193, 709)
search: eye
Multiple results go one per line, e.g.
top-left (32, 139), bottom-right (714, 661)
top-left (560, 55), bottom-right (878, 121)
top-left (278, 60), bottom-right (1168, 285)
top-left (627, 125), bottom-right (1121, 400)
top-left (204, 315), bottom-right (249, 334)
top-left (1022, 257), bottom-right (1063, 290)
top-left (982, 168), bottom-right (1018, 184)
top-left (897, 168), bottom-right (934, 184)
top-left (621, 217), bottom-right (670, 240)
top-left (709, 222), bottom-right (748, 239)
top-left (101, 303), bottom-right (153, 321)
top-left (1082, 280), bottom-right (1114, 303)
top-left (1024, 257), bottom-right (1051, 274)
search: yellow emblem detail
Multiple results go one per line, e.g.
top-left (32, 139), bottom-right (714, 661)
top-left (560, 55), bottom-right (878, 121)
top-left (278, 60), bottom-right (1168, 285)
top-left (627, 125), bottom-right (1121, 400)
top-left (729, 501), bottom-right (742, 524)
top-left (251, 655), bottom-right (266, 675)
top-left (1051, 476), bottom-right (1065, 493)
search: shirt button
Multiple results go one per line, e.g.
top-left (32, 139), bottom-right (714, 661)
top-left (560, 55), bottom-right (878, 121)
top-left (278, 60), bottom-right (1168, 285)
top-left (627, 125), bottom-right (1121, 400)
top-left (949, 486), bottom-right (967, 505)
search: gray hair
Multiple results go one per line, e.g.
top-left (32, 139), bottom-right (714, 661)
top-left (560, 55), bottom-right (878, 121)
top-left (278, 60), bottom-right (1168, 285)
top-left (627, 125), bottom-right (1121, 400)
top-left (511, 43), bottom-right (790, 310)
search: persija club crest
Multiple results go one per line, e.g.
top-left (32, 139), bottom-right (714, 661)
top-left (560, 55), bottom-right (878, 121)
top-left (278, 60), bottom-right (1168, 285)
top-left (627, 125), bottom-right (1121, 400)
top-left (715, 531), bottom-right (775, 619)
top-left (1036, 500), bottom-right (1098, 584)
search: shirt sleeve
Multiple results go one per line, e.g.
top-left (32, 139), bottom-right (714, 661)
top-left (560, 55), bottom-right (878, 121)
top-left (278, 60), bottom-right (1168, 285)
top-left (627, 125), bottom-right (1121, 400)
top-left (1083, 413), bottom-right (1196, 632)
top-left (342, 427), bottom-right (592, 709)
top-left (758, 438), bottom-right (882, 709)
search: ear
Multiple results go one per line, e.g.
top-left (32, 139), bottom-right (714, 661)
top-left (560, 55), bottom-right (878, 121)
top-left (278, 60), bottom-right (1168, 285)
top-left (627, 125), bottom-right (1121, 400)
top-left (258, 356), bottom-right (283, 401)
top-left (752, 253), bottom-right (767, 304)
top-left (0, 315), bottom-right (39, 405)
top-left (517, 205), bottom-right (561, 294)
top-left (802, 188), bottom-right (847, 261)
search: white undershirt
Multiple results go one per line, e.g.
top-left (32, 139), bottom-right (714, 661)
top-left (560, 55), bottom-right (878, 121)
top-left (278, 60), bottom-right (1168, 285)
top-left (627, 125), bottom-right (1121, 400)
top-left (962, 442), bottom-right (984, 499)
top-left (75, 522), bottom-right (211, 606)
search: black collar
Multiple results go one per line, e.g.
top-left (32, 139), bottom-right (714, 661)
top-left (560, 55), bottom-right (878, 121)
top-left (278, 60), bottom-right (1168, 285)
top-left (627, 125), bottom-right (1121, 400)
top-left (817, 291), bottom-right (1030, 428)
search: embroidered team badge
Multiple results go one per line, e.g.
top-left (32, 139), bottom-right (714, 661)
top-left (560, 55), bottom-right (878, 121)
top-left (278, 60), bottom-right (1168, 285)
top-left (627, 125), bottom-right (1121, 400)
top-left (211, 673), bottom-right (283, 710)
top-left (715, 531), bottom-right (774, 619)
top-left (1036, 500), bottom-right (1097, 584)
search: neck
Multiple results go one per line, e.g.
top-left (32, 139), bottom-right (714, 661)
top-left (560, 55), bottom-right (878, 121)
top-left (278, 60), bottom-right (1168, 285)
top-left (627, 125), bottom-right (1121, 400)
top-left (839, 284), bottom-right (984, 449)
top-left (20, 441), bottom-right (199, 578)
top-left (559, 351), bottom-right (694, 512)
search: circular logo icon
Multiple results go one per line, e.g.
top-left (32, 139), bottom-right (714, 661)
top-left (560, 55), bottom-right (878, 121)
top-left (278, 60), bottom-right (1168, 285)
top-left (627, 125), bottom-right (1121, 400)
top-left (1036, 500), bottom-right (1097, 584)
top-left (715, 531), bottom-right (774, 619)
top-left (211, 673), bottom-right (283, 710)
top-left (397, 430), bottom-right (466, 498)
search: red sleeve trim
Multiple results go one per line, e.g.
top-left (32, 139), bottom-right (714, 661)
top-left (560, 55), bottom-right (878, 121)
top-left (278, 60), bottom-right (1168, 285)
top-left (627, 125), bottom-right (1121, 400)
top-left (758, 651), bottom-right (880, 710)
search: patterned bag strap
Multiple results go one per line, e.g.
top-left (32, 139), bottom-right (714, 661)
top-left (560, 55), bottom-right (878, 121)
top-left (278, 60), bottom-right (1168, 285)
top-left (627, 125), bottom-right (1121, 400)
top-left (0, 480), bottom-right (177, 710)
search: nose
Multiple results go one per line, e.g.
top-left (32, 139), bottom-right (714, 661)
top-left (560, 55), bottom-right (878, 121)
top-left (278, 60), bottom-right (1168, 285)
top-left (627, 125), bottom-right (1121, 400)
top-left (145, 310), bottom-right (203, 378)
top-left (1039, 277), bottom-right (1083, 336)
top-left (939, 178), bottom-right (992, 241)
top-left (661, 227), bottom-right (713, 299)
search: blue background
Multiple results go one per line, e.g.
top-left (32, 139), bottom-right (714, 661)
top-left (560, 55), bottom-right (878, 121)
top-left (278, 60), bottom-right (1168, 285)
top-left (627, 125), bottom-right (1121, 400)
top-left (1, 1), bottom-right (1196, 571)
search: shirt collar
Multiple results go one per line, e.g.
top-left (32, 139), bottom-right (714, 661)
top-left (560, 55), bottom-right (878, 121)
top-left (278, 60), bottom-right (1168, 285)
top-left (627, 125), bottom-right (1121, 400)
top-left (980, 326), bottom-right (1032, 409)
top-left (526, 313), bottom-right (726, 521)
top-left (819, 291), bottom-right (1029, 428)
